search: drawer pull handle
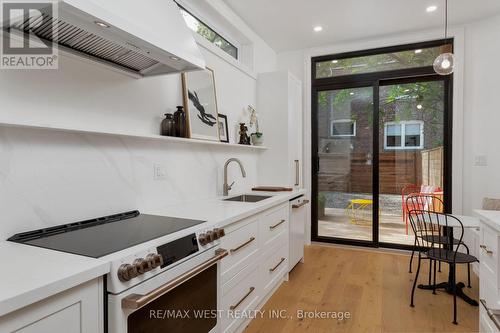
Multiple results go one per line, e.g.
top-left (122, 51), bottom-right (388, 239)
top-left (270, 257), bottom-right (286, 272)
top-left (480, 299), bottom-right (500, 330)
top-left (270, 220), bottom-right (286, 230)
top-left (230, 287), bottom-right (255, 310)
top-left (480, 245), bottom-right (494, 255)
top-left (230, 237), bottom-right (255, 254)
top-left (292, 200), bottom-right (310, 209)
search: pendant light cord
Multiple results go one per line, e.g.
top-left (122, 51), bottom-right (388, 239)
top-left (444, 0), bottom-right (448, 41)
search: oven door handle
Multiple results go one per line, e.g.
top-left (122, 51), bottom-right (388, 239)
top-left (122, 249), bottom-right (229, 310)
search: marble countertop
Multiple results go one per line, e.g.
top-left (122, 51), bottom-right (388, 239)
top-left (153, 189), bottom-right (307, 229)
top-left (0, 188), bottom-right (307, 317)
top-left (0, 241), bottom-right (109, 317)
top-left (475, 209), bottom-right (500, 232)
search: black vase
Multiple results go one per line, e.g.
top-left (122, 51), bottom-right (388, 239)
top-left (173, 106), bottom-right (186, 137)
top-left (161, 113), bottom-right (176, 136)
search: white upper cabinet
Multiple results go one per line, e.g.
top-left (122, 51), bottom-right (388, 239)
top-left (257, 71), bottom-right (303, 188)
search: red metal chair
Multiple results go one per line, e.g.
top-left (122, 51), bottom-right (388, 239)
top-left (401, 184), bottom-right (443, 235)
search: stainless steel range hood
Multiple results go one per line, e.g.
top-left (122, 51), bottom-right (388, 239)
top-left (1, 0), bottom-right (205, 77)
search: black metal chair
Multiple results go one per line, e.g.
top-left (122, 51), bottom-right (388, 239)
top-left (408, 209), bottom-right (478, 324)
top-left (406, 194), bottom-right (472, 288)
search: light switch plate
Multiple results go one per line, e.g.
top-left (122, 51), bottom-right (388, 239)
top-left (474, 155), bottom-right (488, 167)
top-left (153, 163), bottom-right (167, 180)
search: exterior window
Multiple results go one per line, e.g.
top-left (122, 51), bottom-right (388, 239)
top-left (331, 119), bottom-right (356, 137)
top-left (178, 6), bottom-right (238, 59)
top-left (384, 121), bottom-right (424, 149)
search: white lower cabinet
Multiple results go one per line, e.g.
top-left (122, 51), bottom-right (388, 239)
top-left (0, 278), bottom-right (104, 333)
top-left (478, 215), bottom-right (500, 332)
top-left (220, 203), bottom-right (290, 333)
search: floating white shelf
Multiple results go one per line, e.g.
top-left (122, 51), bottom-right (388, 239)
top-left (0, 121), bottom-right (268, 150)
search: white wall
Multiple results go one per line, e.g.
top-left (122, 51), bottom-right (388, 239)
top-left (462, 14), bottom-right (500, 214)
top-left (0, 7), bottom-right (277, 240)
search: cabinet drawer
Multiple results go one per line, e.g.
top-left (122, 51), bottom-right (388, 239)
top-left (221, 263), bottom-right (260, 333)
top-left (261, 240), bottom-right (288, 296)
top-left (220, 217), bottom-right (259, 284)
top-left (480, 273), bottom-right (500, 311)
top-left (480, 224), bottom-right (499, 280)
top-left (481, 301), bottom-right (500, 333)
top-left (261, 204), bottom-right (288, 248)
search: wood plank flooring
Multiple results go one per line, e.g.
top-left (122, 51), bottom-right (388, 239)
top-left (244, 244), bottom-right (478, 333)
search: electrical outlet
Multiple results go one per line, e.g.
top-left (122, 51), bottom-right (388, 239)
top-left (474, 155), bottom-right (488, 167)
top-left (153, 163), bottom-right (167, 180)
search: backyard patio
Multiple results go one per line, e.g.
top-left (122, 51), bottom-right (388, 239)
top-left (318, 192), bottom-right (416, 245)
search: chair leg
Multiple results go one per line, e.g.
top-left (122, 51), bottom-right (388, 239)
top-left (451, 263), bottom-right (458, 325)
top-left (467, 263), bottom-right (471, 288)
top-left (409, 238), bottom-right (416, 273)
top-left (463, 243), bottom-right (472, 288)
top-left (438, 244), bottom-right (442, 272)
top-left (411, 253), bottom-right (422, 307)
top-left (428, 259), bottom-right (432, 285)
top-left (433, 260), bottom-right (437, 295)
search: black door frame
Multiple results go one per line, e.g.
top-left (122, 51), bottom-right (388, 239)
top-left (311, 40), bottom-right (453, 250)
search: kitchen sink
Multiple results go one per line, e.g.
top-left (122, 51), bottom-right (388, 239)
top-left (223, 194), bottom-right (271, 203)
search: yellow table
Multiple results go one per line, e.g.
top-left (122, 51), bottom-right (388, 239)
top-left (346, 199), bottom-right (373, 224)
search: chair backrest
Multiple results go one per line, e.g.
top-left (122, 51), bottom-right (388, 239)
top-left (408, 209), bottom-right (464, 262)
top-left (406, 193), bottom-right (444, 213)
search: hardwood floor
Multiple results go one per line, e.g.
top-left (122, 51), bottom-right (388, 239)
top-left (244, 244), bottom-right (479, 333)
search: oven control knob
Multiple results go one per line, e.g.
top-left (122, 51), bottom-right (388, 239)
top-left (117, 264), bottom-right (138, 282)
top-left (146, 253), bottom-right (164, 268)
top-left (206, 230), bottom-right (215, 242)
top-left (198, 233), bottom-right (208, 246)
top-left (133, 258), bottom-right (151, 274)
top-left (214, 228), bottom-right (225, 238)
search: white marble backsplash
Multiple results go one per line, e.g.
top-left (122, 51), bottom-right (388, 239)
top-left (0, 126), bottom-right (258, 240)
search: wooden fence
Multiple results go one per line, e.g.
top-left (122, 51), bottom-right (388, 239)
top-left (318, 152), bottom-right (423, 195)
top-left (421, 147), bottom-right (444, 190)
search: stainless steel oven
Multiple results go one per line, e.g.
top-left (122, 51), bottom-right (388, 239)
top-left (108, 248), bottom-right (227, 333)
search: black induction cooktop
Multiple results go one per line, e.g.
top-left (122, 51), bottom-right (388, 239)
top-left (8, 210), bottom-right (205, 258)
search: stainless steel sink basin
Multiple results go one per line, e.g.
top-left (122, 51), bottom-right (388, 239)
top-left (223, 194), bottom-right (271, 203)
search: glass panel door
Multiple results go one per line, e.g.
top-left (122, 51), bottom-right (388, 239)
top-left (378, 79), bottom-right (446, 246)
top-left (316, 86), bottom-right (374, 243)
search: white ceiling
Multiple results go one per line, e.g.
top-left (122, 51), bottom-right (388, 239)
top-left (222, 0), bottom-right (500, 52)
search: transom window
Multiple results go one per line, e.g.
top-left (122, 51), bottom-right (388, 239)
top-left (384, 121), bottom-right (424, 150)
top-left (178, 6), bottom-right (238, 59)
top-left (331, 119), bottom-right (356, 137)
top-left (315, 45), bottom-right (449, 79)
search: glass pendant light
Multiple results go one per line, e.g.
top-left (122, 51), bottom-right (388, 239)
top-left (434, 0), bottom-right (455, 75)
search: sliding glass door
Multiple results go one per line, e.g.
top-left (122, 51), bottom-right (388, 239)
top-left (377, 79), bottom-right (446, 246)
top-left (311, 40), bottom-right (452, 249)
top-left (315, 86), bottom-right (374, 244)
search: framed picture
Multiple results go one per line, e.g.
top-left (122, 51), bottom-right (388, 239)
top-left (218, 114), bottom-right (229, 143)
top-left (182, 67), bottom-right (220, 141)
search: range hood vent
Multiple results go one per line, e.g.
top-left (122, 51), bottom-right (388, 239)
top-left (2, 0), bottom-right (205, 77)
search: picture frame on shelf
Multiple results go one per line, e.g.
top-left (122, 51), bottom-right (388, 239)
top-left (182, 67), bottom-right (220, 141)
top-left (217, 114), bottom-right (229, 143)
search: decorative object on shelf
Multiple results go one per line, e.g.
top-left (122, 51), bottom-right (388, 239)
top-left (173, 105), bottom-right (186, 137)
top-left (161, 113), bottom-right (176, 136)
top-left (248, 105), bottom-right (264, 146)
top-left (217, 114), bottom-right (229, 143)
top-left (434, 0), bottom-right (455, 75)
top-left (182, 67), bottom-right (220, 141)
top-left (238, 123), bottom-right (251, 145)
